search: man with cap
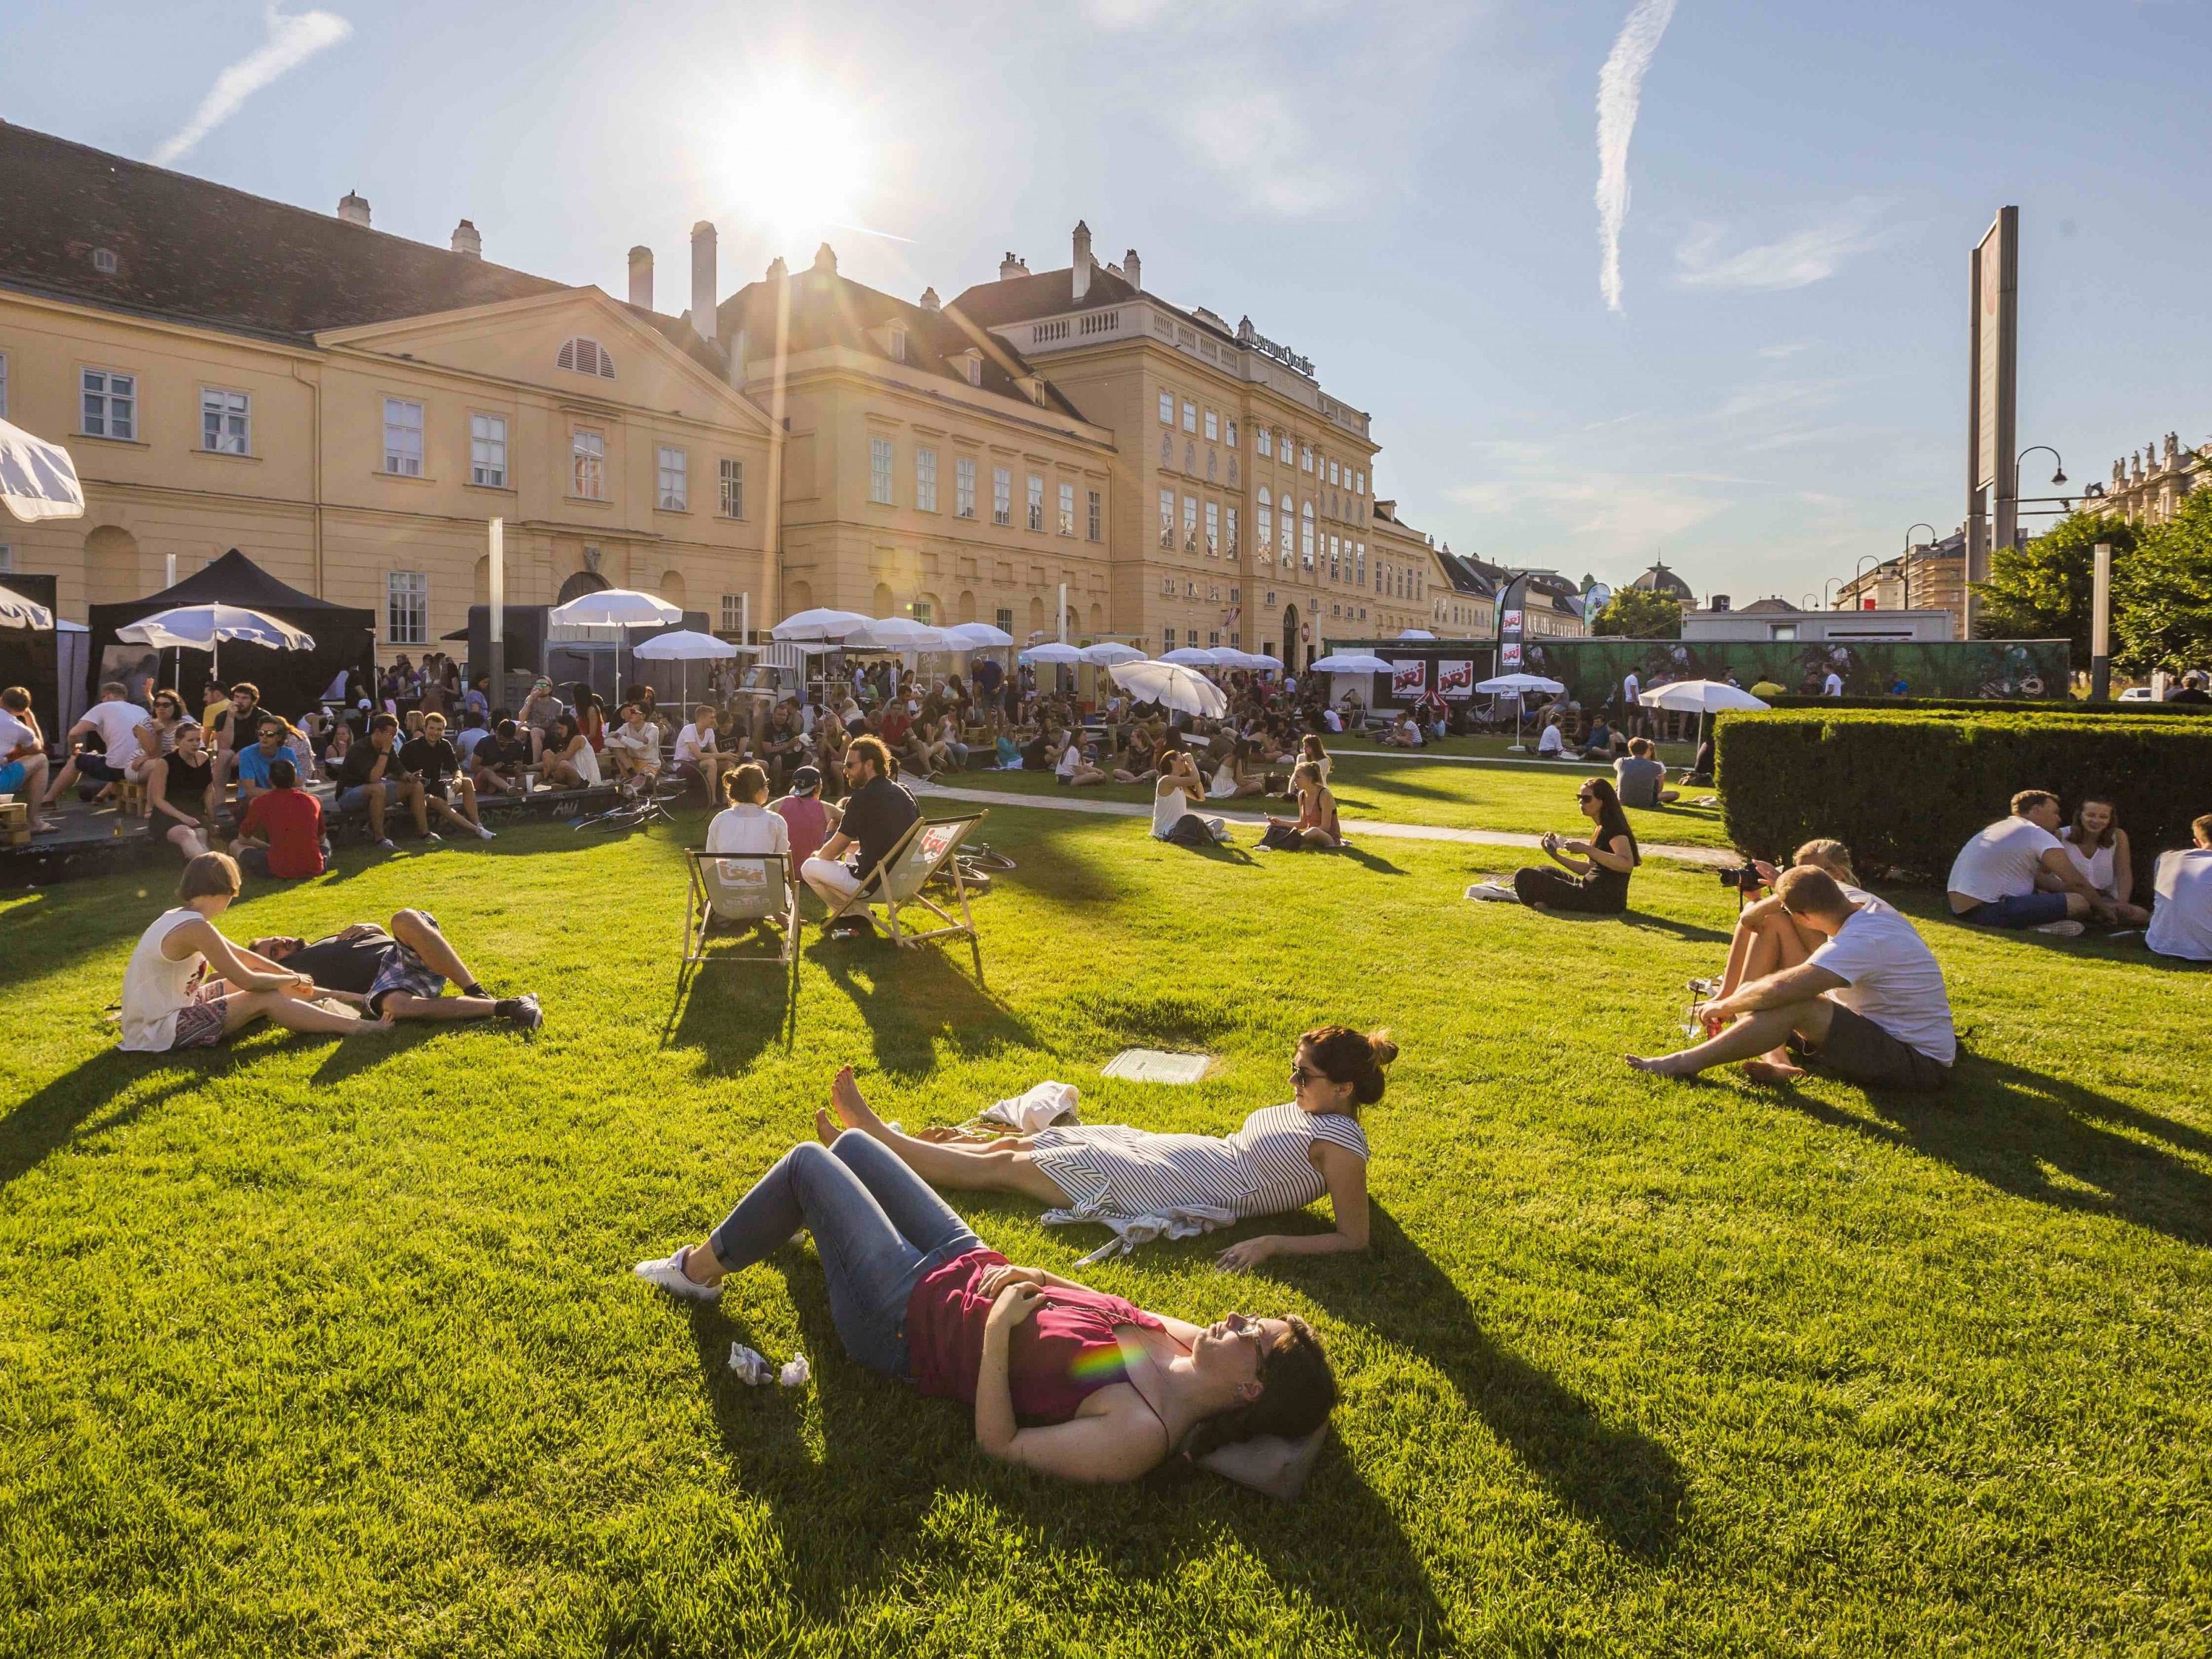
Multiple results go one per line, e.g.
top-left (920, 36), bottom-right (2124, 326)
top-left (771, 764), bottom-right (843, 866)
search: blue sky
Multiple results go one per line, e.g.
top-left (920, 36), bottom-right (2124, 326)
top-left (7, 0), bottom-right (2209, 601)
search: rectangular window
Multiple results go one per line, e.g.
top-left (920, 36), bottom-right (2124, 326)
top-left (719, 457), bottom-right (745, 518)
top-left (1027, 473), bottom-right (1044, 532)
top-left (0, 546), bottom-right (12, 573)
top-left (1057, 481), bottom-right (1075, 536)
top-left (1207, 629), bottom-right (1220, 648)
top-left (657, 445), bottom-right (688, 510)
top-left (200, 388), bottom-right (248, 454)
top-left (1355, 470), bottom-right (1366, 495)
top-left (1356, 544), bottom-right (1366, 584)
top-left (1204, 409), bottom-right (1219, 441)
top-left (1301, 445), bottom-right (1313, 472)
top-left (83, 369), bottom-right (137, 440)
top-left (470, 413), bottom-right (507, 487)
top-left (916, 446), bottom-right (939, 512)
top-left (1256, 426), bottom-right (1272, 459)
top-left (1159, 391), bottom-right (1174, 425)
top-left (1182, 400), bottom-right (1197, 433)
top-left (1159, 487), bottom-right (1175, 547)
top-left (1087, 488), bottom-right (1101, 541)
top-left (721, 593), bottom-right (745, 634)
top-left (1205, 500), bottom-right (1220, 556)
top-left (1163, 626), bottom-right (1177, 649)
top-left (1182, 494), bottom-right (1197, 551)
top-left (911, 599), bottom-right (932, 626)
top-left (995, 606), bottom-right (1013, 635)
top-left (1257, 499), bottom-right (1272, 550)
top-left (572, 428), bottom-right (605, 498)
top-left (869, 436), bottom-right (894, 505)
top-left (993, 467), bottom-right (1012, 526)
top-left (1227, 506), bottom-right (1239, 554)
top-left (1225, 419), bottom-right (1238, 449)
top-left (1330, 536), bottom-right (1341, 581)
top-left (382, 397), bottom-right (423, 475)
top-left (1329, 459), bottom-right (1341, 485)
top-left (956, 456), bottom-right (977, 519)
top-left (386, 570), bottom-right (428, 646)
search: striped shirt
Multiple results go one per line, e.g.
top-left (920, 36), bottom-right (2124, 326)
top-left (1030, 1103), bottom-right (1369, 1226)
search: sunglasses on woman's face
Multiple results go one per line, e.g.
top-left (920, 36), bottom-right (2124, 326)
top-left (1290, 1062), bottom-right (1321, 1088)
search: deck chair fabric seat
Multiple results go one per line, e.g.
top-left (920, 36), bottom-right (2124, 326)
top-left (685, 849), bottom-right (799, 966)
top-left (823, 812), bottom-right (988, 981)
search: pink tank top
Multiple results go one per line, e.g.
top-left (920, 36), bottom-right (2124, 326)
top-left (775, 795), bottom-right (831, 864)
top-left (905, 1249), bottom-right (1168, 1425)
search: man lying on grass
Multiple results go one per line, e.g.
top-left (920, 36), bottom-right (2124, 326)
top-left (636, 1126), bottom-right (1337, 1484)
top-left (248, 911), bottom-right (541, 1030)
top-left (1627, 866), bottom-right (1955, 1091)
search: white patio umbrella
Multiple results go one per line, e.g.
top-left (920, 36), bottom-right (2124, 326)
top-left (1159, 646), bottom-right (1224, 668)
top-left (771, 607), bottom-right (871, 643)
top-left (1397, 627), bottom-right (1437, 640)
top-left (0, 417), bottom-right (86, 522)
top-left (634, 628), bottom-right (748, 713)
top-left (1109, 658), bottom-right (1228, 719)
top-left (945, 621), bottom-right (1016, 649)
top-left (1639, 679), bottom-right (1770, 750)
top-left (1474, 671), bottom-right (1567, 753)
top-left (1078, 640), bottom-right (1147, 666)
top-left (844, 616), bottom-right (939, 651)
top-left (547, 587), bottom-right (682, 699)
top-left (1019, 641), bottom-right (1084, 665)
top-left (118, 603), bottom-right (317, 683)
top-left (1309, 651), bottom-right (1394, 674)
top-left (1238, 651), bottom-right (1284, 672)
top-left (0, 583), bottom-right (55, 631)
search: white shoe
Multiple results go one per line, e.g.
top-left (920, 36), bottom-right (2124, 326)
top-left (476, 824), bottom-right (496, 840)
top-left (2033, 918), bottom-right (2084, 937)
top-left (423, 830), bottom-right (443, 844)
top-left (1465, 881), bottom-right (1518, 902)
top-left (634, 1247), bottom-right (721, 1302)
top-left (375, 837), bottom-right (397, 851)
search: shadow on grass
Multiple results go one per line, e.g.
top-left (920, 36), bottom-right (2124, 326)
top-left (812, 940), bottom-right (1035, 1081)
top-left (1773, 1053), bottom-right (2212, 1248)
top-left (1618, 909), bottom-right (1734, 945)
top-left (1292, 1206), bottom-right (1686, 1562)
top-left (1334, 843), bottom-right (1408, 875)
top-left (680, 1242), bottom-right (1453, 1652)
top-left (662, 943), bottom-right (796, 1077)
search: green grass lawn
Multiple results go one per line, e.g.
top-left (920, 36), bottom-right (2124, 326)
top-left (3, 803), bottom-right (2208, 1656)
top-left (941, 750), bottom-right (1734, 849)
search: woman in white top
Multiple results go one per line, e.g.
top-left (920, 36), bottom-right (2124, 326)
top-left (543, 714), bottom-right (601, 789)
top-left (2063, 796), bottom-right (2150, 926)
top-left (1149, 747), bottom-right (1222, 841)
top-left (1297, 733), bottom-right (1331, 785)
top-left (704, 763), bottom-right (792, 858)
top-left (128, 689), bottom-right (191, 791)
top-left (813, 1027), bottom-right (1394, 1267)
top-left (1053, 729), bottom-right (1109, 787)
top-left (1207, 738), bottom-right (1266, 800)
top-left (120, 853), bottom-right (384, 1053)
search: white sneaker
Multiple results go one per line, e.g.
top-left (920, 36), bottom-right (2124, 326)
top-left (634, 1247), bottom-right (721, 1302)
top-left (423, 830), bottom-right (443, 844)
top-left (476, 824), bottom-right (496, 840)
top-left (1465, 881), bottom-right (1518, 902)
top-left (2033, 918), bottom-right (2084, 937)
top-left (375, 837), bottom-right (397, 850)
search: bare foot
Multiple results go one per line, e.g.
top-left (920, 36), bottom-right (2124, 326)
top-left (830, 1065), bottom-right (886, 1137)
top-left (1625, 1053), bottom-right (1684, 1077)
top-left (813, 1106), bottom-right (839, 1148)
top-left (1739, 1058), bottom-right (1806, 1086)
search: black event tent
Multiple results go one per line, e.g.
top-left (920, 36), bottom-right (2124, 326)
top-left (85, 549), bottom-right (377, 717)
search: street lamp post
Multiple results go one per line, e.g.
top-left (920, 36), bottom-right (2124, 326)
top-left (1853, 554), bottom-right (1880, 611)
top-left (1822, 576), bottom-right (1843, 611)
top-left (1900, 523), bottom-right (1937, 612)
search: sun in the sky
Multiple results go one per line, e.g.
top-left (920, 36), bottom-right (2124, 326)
top-left (716, 70), bottom-right (877, 251)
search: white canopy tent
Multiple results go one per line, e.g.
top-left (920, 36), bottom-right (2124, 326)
top-left (0, 417), bottom-right (86, 524)
top-left (1474, 671), bottom-right (1567, 753)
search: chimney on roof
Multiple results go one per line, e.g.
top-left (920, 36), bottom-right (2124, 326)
top-left (450, 219), bottom-right (481, 258)
top-left (919, 286), bottom-right (940, 312)
top-left (628, 245), bottom-right (653, 309)
top-left (813, 242), bottom-right (837, 274)
top-left (688, 220), bottom-right (717, 337)
top-left (998, 251), bottom-right (1027, 281)
top-left (338, 190), bottom-right (370, 227)
top-left (767, 255), bottom-right (788, 280)
top-left (1071, 220), bottom-right (1093, 302)
top-left (1123, 247), bottom-right (1140, 290)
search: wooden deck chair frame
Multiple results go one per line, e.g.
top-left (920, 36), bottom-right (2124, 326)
top-left (824, 811), bottom-right (988, 981)
top-left (685, 849), bottom-right (800, 968)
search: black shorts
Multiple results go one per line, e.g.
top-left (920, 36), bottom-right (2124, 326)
top-left (1792, 1002), bottom-right (1951, 1092)
top-left (78, 756), bottom-right (128, 783)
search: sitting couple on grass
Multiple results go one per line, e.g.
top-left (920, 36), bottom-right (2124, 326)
top-left (1627, 842), bottom-right (1954, 1092)
top-left (1948, 790), bottom-right (2149, 936)
top-left (634, 1027), bottom-right (1394, 1483)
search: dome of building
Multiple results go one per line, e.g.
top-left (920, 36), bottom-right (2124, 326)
top-left (1628, 561), bottom-right (1695, 601)
top-left (1741, 596), bottom-right (1798, 614)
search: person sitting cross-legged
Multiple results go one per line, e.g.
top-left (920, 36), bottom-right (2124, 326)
top-left (1468, 778), bottom-right (1638, 913)
top-left (1628, 866), bottom-right (1955, 1091)
top-left (2059, 795), bottom-right (2150, 928)
top-left (2145, 812), bottom-right (2212, 963)
top-left (801, 736), bottom-right (918, 939)
top-left (119, 853), bottom-right (389, 1053)
top-left (603, 703), bottom-right (662, 790)
top-left (230, 758), bottom-right (328, 879)
top-left (1947, 789), bottom-right (2112, 936)
top-left (1259, 761), bottom-right (1342, 850)
top-left (400, 711), bottom-right (495, 840)
top-left (252, 909), bottom-right (541, 1030)
top-left (1612, 737), bottom-right (1680, 808)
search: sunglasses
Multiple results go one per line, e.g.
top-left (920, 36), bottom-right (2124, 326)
top-left (1290, 1062), bottom-right (1323, 1088)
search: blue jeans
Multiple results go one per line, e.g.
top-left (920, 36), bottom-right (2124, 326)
top-left (708, 1132), bottom-right (982, 1378)
top-left (1967, 890), bottom-right (2070, 928)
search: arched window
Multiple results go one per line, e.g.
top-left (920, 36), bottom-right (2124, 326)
top-left (556, 337), bottom-right (615, 378)
top-left (1256, 488), bottom-right (1272, 552)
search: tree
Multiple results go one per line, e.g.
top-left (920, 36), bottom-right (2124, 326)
top-left (1589, 588), bottom-right (1682, 639)
top-left (2115, 483), bottom-right (2212, 674)
top-left (1970, 509), bottom-right (2137, 669)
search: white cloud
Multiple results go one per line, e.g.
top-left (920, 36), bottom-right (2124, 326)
top-left (1757, 341), bottom-right (1811, 360)
top-left (1675, 203), bottom-right (1891, 292)
top-left (1084, 0), bottom-right (1175, 27)
top-left (1594, 0), bottom-right (1679, 313)
top-left (1189, 92), bottom-right (1353, 216)
top-left (152, 7), bottom-right (353, 167)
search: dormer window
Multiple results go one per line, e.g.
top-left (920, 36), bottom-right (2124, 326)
top-left (888, 327), bottom-right (907, 364)
top-left (964, 354), bottom-right (982, 387)
top-left (92, 248), bottom-right (118, 274)
top-left (556, 337), bottom-right (615, 379)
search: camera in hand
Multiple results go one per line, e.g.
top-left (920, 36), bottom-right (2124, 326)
top-left (1719, 862), bottom-right (1762, 892)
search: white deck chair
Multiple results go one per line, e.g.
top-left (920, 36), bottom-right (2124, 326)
top-left (826, 811), bottom-right (988, 981)
top-left (685, 849), bottom-right (799, 967)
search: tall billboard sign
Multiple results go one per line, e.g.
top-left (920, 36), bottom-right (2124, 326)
top-left (1965, 207), bottom-right (2018, 638)
top-left (1495, 572), bottom-right (1530, 671)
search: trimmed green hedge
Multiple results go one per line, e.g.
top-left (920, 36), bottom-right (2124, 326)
top-left (1761, 694), bottom-right (2207, 717)
top-left (1715, 710), bottom-right (2212, 900)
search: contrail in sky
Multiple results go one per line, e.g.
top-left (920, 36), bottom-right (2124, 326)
top-left (1595, 0), bottom-right (1678, 313)
top-left (154, 7), bottom-right (353, 166)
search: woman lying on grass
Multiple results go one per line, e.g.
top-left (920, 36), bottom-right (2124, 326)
top-left (813, 1027), bottom-right (1389, 1271)
top-left (635, 1129), bottom-right (1337, 1484)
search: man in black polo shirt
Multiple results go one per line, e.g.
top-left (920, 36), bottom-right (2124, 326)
top-left (799, 735), bottom-right (919, 937)
top-left (399, 711), bottom-right (495, 839)
top-left (471, 717), bottom-right (533, 796)
top-left (251, 909), bottom-right (541, 1029)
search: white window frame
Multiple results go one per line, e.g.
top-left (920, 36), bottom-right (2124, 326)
top-left (1302, 501), bottom-right (1316, 567)
top-left (1057, 480), bottom-right (1075, 536)
top-left (470, 412), bottom-right (508, 488)
top-left (383, 397), bottom-right (423, 476)
top-left (1026, 472), bottom-right (1044, 533)
top-left (83, 368), bottom-right (137, 441)
top-left (869, 436), bottom-right (894, 505)
top-left (1182, 494), bottom-right (1198, 552)
top-left (719, 457), bottom-right (745, 518)
top-left (888, 327), bottom-right (907, 364)
top-left (1257, 490), bottom-right (1273, 552)
top-left (993, 467), bottom-right (1012, 526)
top-left (1256, 426), bottom-right (1272, 459)
top-left (200, 386), bottom-right (250, 455)
top-left (1087, 488), bottom-right (1101, 542)
top-left (1205, 499), bottom-right (1220, 556)
top-left (1301, 445), bottom-right (1314, 473)
top-left (1158, 487), bottom-right (1175, 548)
top-left (1204, 409), bottom-right (1219, 442)
top-left (1227, 505), bottom-right (1239, 555)
top-left (956, 456), bottom-right (977, 519)
top-left (1225, 419), bottom-right (1238, 449)
top-left (721, 593), bottom-right (745, 634)
top-left (916, 445), bottom-right (939, 512)
top-left (386, 570), bottom-right (429, 646)
top-left (657, 445), bottom-right (688, 511)
top-left (911, 598), bottom-right (932, 625)
top-left (1182, 400), bottom-right (1197, 434)
top-left (1159, 391), bottom-right (1174, 425)
top-left (572, 427), bottom-right (606, 500)
top-left (995, 606), bottom-right (1013, 634)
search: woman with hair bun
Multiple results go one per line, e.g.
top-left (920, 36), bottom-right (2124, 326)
top-left (811, 1027), bottom-right (1396, 1268)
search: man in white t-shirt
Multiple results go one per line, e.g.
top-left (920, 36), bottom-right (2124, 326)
top-left (1947, 789), bottom-right (2111, 934)
top-left (0, 685), bottom-right (55, 832)
top-left (2146, 813), bottom-right (2212, 962)
top-left (43, 682), bottom-right (146, 807)
top-left (1629, 866), bottom-right (1954, 1090)
top-left (1823, 669), bottom-right (1844, 696)
top-left (1621, 669), bottom-right (1642, 737)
